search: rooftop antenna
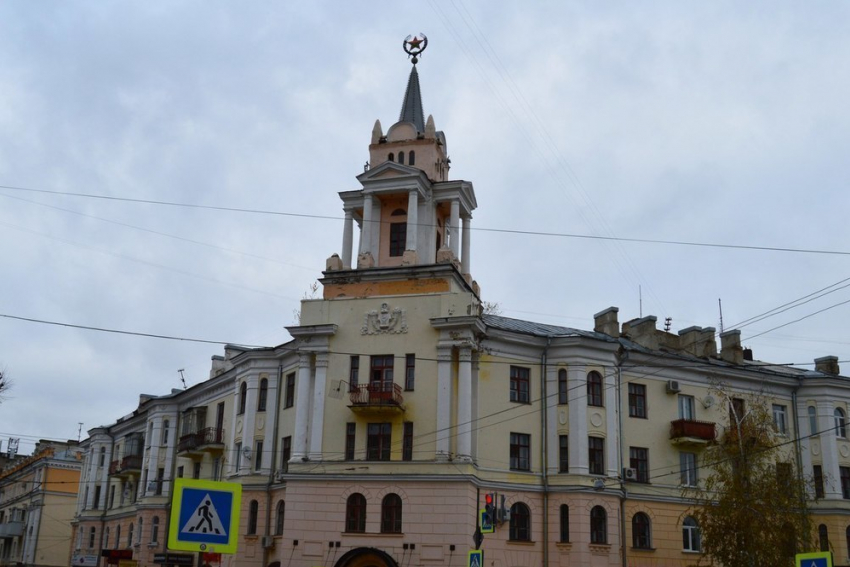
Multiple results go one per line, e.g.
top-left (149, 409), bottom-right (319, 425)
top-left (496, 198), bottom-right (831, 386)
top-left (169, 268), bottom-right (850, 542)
top-left (664, 317), bottom-right (672, 332)
top-left (639, 285), bottom-right (643, 318)
top-left (178, 369), bottom-right (187, 389)
top-left (77, 422), bottom-right (83, 442)
top-left (718, 298), bottom-right (724, 333)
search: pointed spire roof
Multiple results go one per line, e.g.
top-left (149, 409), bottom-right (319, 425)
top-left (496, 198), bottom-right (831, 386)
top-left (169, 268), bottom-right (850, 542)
top-left (398, 65), bottom-right (425, 133)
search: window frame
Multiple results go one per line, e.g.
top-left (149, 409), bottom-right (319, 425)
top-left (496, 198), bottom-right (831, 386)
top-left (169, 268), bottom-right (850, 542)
top-left (682, 516), bottom-right (701, 552)
top-left (275, 500), bottom-right (285, 536)
top-left (345, 424), bottom-right (355, 461)
top-left (628, 383), bottom-right (647, 418)
top-left (284, 373), bottom-right (295, 409)
top-left (349, 356), bottom-right (360, 390)
top-left (509, 502), bottom-right (531, 542)
top-left (248, 500), bottom-right (259, 535)
top-left (632, 512), bottom-right (651, 550)
top-left (678, 395), bottom-right (696, 420)
top-left (381, 493), bottom-right (403, 534)
top-left (809, 405), bottom-right (819, 434)
top-left (819, 524), bottom-right (829, 552)
top-left (814, 464), bottom-right (825, 498)
top-left (558, 435), bottom-right (568, 473)
top-left (836, 407), bottom-right (847, 438)
top-left (389, 222), bottom-right (407, 257)
top-left (510, 366), bottom-right (530, 403)
top-left (402, 422), bottom-right (413, 461)
top-left (559, 504), bottom-right (569, 543)
top-left (588, 436), bottom-right (605, 475)
top-left (281, 436), bottom-right (292, 470)
top-left (590, 506), bottom-right (607, 544)
top-left (841, 466), bottom-right (850, 499)
top-left (238, 382), bottom-right (247, 415)
top-left (151, 517), bottom-right (159, 544)
top-left (345, 493), bottom-right (367, 533)
top-left (558, 369), bottom-right (568, 405)
top-left (510, 432), bottom-right (531, 471)
top-left (404, 354), bottom-right (415, 391)
top-left (629, 447), bottom-right (649, 483)
top-left (680, 452), bottom-right (698, 487)
top-left (257, 378), bottom-right (268, 412)
top-left (587, 371), bottom-right (603, 407)
top-left (772, 404), bottom-right (788, 434)
top-left (367, 422), bottom-right (392, 461)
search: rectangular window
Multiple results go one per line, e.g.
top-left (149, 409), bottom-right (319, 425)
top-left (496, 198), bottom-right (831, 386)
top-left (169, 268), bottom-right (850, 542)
top-left (349, 356), bottom-right (360, 390)
top-left (109, 485), bottom-right (116, 509)
top-left (281, 436), bottom-right (292, 470)
top-left (213, 457), bottom-right (221, 481)
top-left (558, 369), bottom-right (568, 405)
top-left (559, 505), bottom-right (569, 543)
top-left (345, 424), bottom-right (355, 461)
top-left (773, 404), bottom-right (788, 434)
top-left (255, 440), bottom-right (263, 471)
top-left (628, 383), bottom-right (647, 418)
top-left (588, 436), bottom-right (605, 475)
top-left (235, 442), bottom-right (242, 470)
top-left (405, 354), bottom-right (415, 391)
top-left (389, 222), bottom-right (406, 256)
top-left (510, 366), bottom-right (530, 403)
top-left (510, 433), bottom-right (531, 471)
top-left (93, 485), bottom-right (101, 509)
top-left (776, 462), bottom-right (792, 486)
top-left (814, 465), bottom-right (825, 498)
top-left (177, 466), bottom-right (184, 478)
top-left (155, 468), bottom-right (164, 495)
top-left (841, 467), bottom-right (850, 499)
top-left (629, 447), bottom-right (649, 483)
top-left (559, 435), bottom-right (568, 473)
top-left (371, 355), bottom-right (394, 389)
top-left (730, 397), bottom-right (746, 425)
top-left (193, 462), bottom-right (201, 479)
top-left (284, 373), bottom-right (295, 409)
top-left (403, 422), bottom-right (413, 461)
top-left (680, 452), bottom-right (698, 487)
top-left (678, 395), bottom-right (696, 420)
top-left (367, 423), bottom-right (392, 461)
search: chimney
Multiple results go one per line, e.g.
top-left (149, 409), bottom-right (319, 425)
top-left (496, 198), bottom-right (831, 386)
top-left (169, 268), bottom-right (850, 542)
top-left (815, 356), bottom-right (840, 375)
top-left (594, 307), bottom-right (620, 337)
top-left (622, 316), bottom-right (659, 349)
top-left (743, 348), bottom-right (753, 361)
top-left (678, 326), bottom-right (717, 358)
top-left (719, 330), bottom-right (744, 364)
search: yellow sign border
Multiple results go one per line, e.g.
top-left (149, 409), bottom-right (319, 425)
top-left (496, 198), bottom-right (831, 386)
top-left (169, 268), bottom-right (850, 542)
top-left (468, 549), bottom-right (483, 567)
top-left (796, 551), bottom-right (833, 567)
top-left (167, 478), bottom-right (242, 554)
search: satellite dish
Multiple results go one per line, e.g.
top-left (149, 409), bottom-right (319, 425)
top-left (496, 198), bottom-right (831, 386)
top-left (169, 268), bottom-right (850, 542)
top-left (242, 446), bottom-right (252, 460)
top-left (703, 395), bottom-right (715, 409)
top-left (593, 478), bottom-right (606, 491)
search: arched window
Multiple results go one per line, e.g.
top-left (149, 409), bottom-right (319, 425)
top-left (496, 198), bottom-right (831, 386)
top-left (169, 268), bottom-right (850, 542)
top-left (398, 151), bottom-right (405, 165)
top-left (89, 527), bottom-right (96, 549)
top-left (587, 371), bottom-right (603, 407)
top-left (558, 369), bottom-right (568, 405)
top-left (151, 517), bottom-right (159, 544)
top-left (381, 493), bottom-right (402, 533)
top-left (239, 382), bottom-right (247, 415)
top-left (819, 524), bottom-right (830, 552)
top-left (127, 523), bottom-right (133, 547)
top-left (161, 420), bottom-right (169, 446)
top-left (258, 378), bottom-right (268, 412)
top-left (809, 406), bottom-right (818, 434)
top-left (388, 152), bottom-right (394, 162)
top-left (632, 512), bottom-right (651, 549)
top-left (835, 408), bottom-right (846, 438)
top-left (408, 150), bottom-right (415, 165)
top-left (846, 526), bottom-right (850, 559)
top-left (248, 500), bottom-right (259, 535)
top-left (104, 527), bottom-right (109, 549)
top-left (590, 506), bottom-right (607, 544)
top-left (346, 493), bottom-right (366, 533)
top-left (509, 502), bottom-right (531, 541)
top-left (683, 516), bottom-right (701, 551)
top-left (275, 500), bottom-right (285, 536)
top-left (137, 517), bottom-right (143, 544)
top-left (115, 525), bottom-right (120, 549)
top-left (559, 504), bottom-right (569, 543)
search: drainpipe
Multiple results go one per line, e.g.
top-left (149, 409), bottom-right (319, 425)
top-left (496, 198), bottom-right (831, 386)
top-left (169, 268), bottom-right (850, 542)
top-left (541, 338), bottom-right (550, 567)
top-left (616, 345), bottom-right (628, 567)
top-left (264, 364), bottom-right (285, 567)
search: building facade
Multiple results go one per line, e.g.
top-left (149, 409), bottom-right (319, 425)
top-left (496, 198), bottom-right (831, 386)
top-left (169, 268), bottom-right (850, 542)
top-left (68, 50), bottom-right (850, 567)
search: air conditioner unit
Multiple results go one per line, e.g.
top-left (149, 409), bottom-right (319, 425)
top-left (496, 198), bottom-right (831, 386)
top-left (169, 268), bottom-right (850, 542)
top-left (623, 467), bottom-right (638, 481)
top-left (666, 380), bottom-right (681, 394)
top-left (261, 536), bottom-right (275, 549)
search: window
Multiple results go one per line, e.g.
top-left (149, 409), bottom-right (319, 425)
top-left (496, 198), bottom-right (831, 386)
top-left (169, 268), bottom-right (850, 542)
top-left (398, 151), bottom-right (405, 165)
top-left (192, 462), bottom-right (200, 479)
top-left (258, 378), bottom-right (268, 411)
top-left (589, 436), bottom-right (605, 475)
top-left (836, 408), bottom-right (847, 438)
top-left (99, 447), bottom-right (106, 466)
top-left (559, 435), bottom-right (568, 473)
top-left (809, 406), bottom-right (819, 434)
top-left (367, 423), bottom-right (392, 461)
top-left (587, 371), bottom-right (603, 407)
top-left (248, 500), bottom-right (259, 535)
top-left (284, 373), bottom-right (295, 409)
top-left (408, 150), bottom-right (415, 165)
top-left (559, 504), bottom-right (569, 543)
top-left (841, 467), bottom-right (850, 499)
top-left (349, 356), bottom-right (360, 389)
top-left (94, 485), bottom-right (102, 509)
top-left (628, 383), bottom-right (647, 418)
top-left (371, 355), bottom-right (394, 390)
top-left (389, 222), bottom-right (407, 256)
top-left (510, 366), bottom-right (530, 403)
top-left (388, 152), bottom-right (394, 162)
top-left (151, 517), bottom-right (159, 544)
top-left (509, 503), bottom-right (531, 541)
top-left (629, 447), bottom-right (649, 483)
top-left (137, 518), bottom-right (143, 544)
top-left (819, 524), bottom-right (829, 552)
top-left (730, 397), bottom-right (746, 425)
top-left (346, 493), bottom-right (366, 533)
top-left (255, 440), bottom-right (263, 471)
top-left (115, 525), bottom-right (120, 549)
top-left (381, 494), bottom-right (403, 533)
top-left (776, 462), bottom-right (792, 485)
top-left (89, 527), bottom-right (96, 549)
top-left (814, 465), bottom-right (825, 498)
top-left (345, 424), bottom-right (355, 460)
top-left (682, 517), bottom-right (701, 551)
top-left (104, 527), bottom-right (109, 549)
top-left (773, 404), bottom-right (788, 434)
top-left (403, 422), bottom-right (413, 461)
top-left (590, 506), bottom-right (607, 544)
top-left (235, 442), bottom-right (242, 470)
top-left (510, 433), bottom-right (530, 471)
top-left (162, 420), bottom-right (170, 446)
top-left (155, 468), bottom-right (164, 495)
top-left (678, 395), bottom-right (696, 420)
top-left (558, 369), bottom-right (568, 405)
top-left (405, 354), bottom-right (415, 391)
top-left (213, 457), bottom-right (221, 481)
top-left (127, 523), bottom-right (134, 547)
top-left (632, 512), bottom-right (651, 549)
top-left (275, 500), bottom-right (285, 536)
top-left (281, 436), bottom-right (292, 470)
top-left (109, 485), bottom-right (116, 509)
top-left (680, 452), bottom-right (698, 487)
top-left (238, 382), bottom-right (247, 415)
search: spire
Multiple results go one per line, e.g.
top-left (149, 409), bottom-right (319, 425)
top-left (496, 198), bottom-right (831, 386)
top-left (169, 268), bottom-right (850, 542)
top-left (398, 65), bottom-right (425, 133)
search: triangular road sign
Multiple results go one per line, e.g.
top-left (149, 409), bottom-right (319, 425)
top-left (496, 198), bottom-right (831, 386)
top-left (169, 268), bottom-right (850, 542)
top-left (181, 493), bottom-right (227, 536)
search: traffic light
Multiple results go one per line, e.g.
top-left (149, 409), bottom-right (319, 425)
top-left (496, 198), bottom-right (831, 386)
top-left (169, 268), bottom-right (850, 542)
top-left (481, 493), bottom-right (496, 533)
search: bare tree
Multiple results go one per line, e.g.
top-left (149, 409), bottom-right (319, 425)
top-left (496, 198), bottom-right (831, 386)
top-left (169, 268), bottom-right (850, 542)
top-left (0, 368), bottom-right (10, 404)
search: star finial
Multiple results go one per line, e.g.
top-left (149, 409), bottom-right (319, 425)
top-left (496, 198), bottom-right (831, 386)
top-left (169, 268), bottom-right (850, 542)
top-left (402, 33), bottom-right (428, 65)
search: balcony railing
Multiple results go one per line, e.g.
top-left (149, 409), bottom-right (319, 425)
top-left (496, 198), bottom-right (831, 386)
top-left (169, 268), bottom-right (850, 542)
top-left (108, 454), bottom-right (143, 476)
top-left (670, 419), bottom-right (716, 443)
top-left (178, 427), bottom-right (225, 454)
top-left (349, 383), bottom-right (405, 412)
top-left (0, 521), bottom-right (24, 538)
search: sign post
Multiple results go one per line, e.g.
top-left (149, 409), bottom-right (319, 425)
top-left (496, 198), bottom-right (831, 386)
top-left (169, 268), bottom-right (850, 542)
top-left (167, 478), bottom-right (242, 554)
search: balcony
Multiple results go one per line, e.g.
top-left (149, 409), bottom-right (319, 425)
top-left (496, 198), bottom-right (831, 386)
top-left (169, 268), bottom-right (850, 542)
top-left (349, 383), bottom-right (405, 414)
top-left (177, 427), bottom-right (225, 457)
top-left (0, 521), bottom-right (24, 538)
top-left (670, 419), bottom-right (716, 445)
top-left (108, 454), bottom-right (143, 477)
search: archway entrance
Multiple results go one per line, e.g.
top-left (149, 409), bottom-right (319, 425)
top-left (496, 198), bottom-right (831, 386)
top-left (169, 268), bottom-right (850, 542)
top-left (334, 547), bottom-right (398, 567)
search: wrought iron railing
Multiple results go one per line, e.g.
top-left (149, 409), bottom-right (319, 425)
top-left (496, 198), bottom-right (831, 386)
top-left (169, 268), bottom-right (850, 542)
top-left (177, 427), bottom-right (225, 452)
top-left (670, 419), bottom-right (716, 441)
top-left (349, 383), bottom-right (404, 407)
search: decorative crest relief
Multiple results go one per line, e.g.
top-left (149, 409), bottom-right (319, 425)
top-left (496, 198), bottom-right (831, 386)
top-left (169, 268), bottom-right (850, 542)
top-left (362, 302), bottom-right (408, 335)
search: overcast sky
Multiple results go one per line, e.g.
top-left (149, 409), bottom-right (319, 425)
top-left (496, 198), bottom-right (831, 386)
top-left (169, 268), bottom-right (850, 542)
top-left (2, 2), bottom-right (849, 454)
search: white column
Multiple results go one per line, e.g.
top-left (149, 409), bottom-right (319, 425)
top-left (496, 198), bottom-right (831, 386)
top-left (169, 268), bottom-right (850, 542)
top-left (240, 375), bottom-right (258, 472)
top-left (436, 349), bottom-right (453, 459)
top-left (309, 353), bottom-right (329, 459)
top-left (461, 216), bottom-right (471, 275)
top-left (605, 369), bottom-right (619, 477)
top-left (818, 400), bottom-right (841, 499)
top-left (359, 194), bottom-right (373, 255)
top-left (342, 210), bottom-right (353, 269)
top-left (406, 190), bottom-right (418, 252)
top-left (292, 353), bottom-right (313, 460)
top-left (798, 399), bottom-right (814, 497)
top-left (568, 366), bottom-right (588, 474)
top-left (546, 365), bottom-right (560, 474)
top-left (457, 348), bottom-right (473, 462)
top-left (449, 200), bottom-right (460, 257)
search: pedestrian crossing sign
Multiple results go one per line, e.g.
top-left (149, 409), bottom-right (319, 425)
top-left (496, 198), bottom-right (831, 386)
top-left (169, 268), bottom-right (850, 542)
top-left (168, 478), bottom-right (242, 553)
top-left (796, 552), bottom-right (832, 567)
top-left (468, 549), bottom-right (483, 567)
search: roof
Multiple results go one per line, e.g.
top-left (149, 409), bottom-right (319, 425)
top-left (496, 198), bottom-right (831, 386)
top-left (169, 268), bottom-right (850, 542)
top-left (398, 65), bottom-right (425, 132)
top-left (482, 314), bottom-right (603, 339)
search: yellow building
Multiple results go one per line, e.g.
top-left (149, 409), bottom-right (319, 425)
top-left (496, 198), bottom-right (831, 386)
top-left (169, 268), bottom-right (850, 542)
top-left (71, 40), bottom-right (850, 567)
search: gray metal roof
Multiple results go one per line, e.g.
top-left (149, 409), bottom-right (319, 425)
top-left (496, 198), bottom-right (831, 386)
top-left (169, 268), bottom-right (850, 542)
top-left (482, 314), bottom-right (601, 339)
top-left (398, 65), bottom-right (425, 132)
